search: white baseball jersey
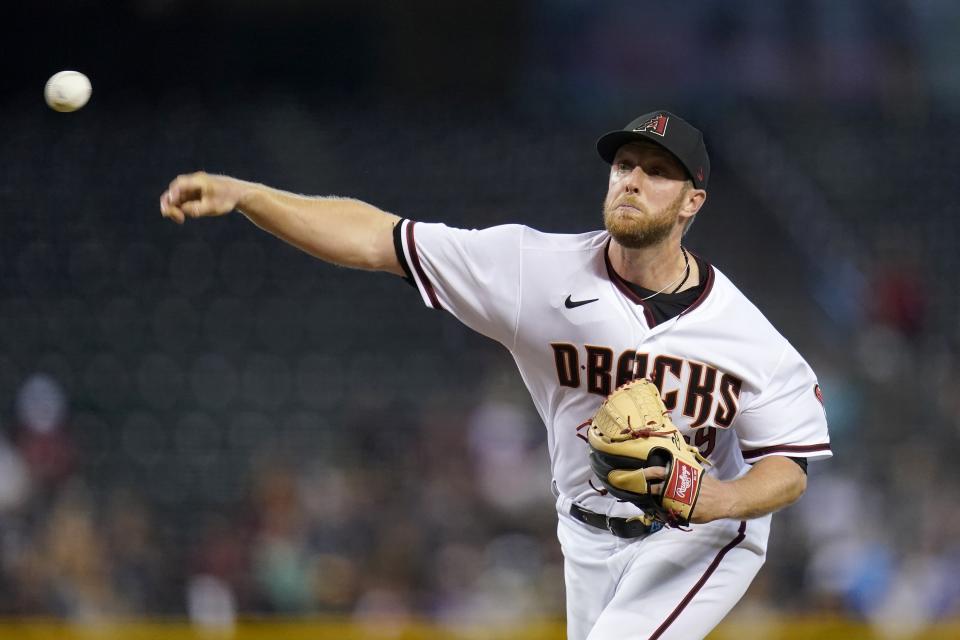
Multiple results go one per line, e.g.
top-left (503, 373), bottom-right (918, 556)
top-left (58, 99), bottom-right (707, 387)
top-left (395, 220), bottom-right (831, 638)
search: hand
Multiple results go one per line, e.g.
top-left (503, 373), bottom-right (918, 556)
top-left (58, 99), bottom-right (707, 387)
top-left (160, 172), bottom-right (246, 225)
top-left (640, 466), bottom-right (732, 525)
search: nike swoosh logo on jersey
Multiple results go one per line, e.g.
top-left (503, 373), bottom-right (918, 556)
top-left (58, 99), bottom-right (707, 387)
top-left (565, 295), bottom-right (599, 309)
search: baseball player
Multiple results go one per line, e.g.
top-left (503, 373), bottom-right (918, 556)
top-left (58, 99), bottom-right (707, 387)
top-left (160, 110), bottom-right (831, 639)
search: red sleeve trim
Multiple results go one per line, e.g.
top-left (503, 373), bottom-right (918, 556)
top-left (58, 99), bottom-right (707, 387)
top-left (405, 221), bottom-right (442, 310)
top-left (741, 443), bottom-right (832, 459)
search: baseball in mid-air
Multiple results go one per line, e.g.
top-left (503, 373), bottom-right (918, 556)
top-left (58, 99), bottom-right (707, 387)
top-left (44, 71), bottom-right (92, 112)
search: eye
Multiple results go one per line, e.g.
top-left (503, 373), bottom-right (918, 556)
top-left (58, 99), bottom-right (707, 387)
top-left (616, 162), bottom-right (631, 174)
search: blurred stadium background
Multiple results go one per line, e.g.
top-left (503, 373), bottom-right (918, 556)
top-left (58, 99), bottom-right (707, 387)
top-left (2, 1), bottom-right (959, 638)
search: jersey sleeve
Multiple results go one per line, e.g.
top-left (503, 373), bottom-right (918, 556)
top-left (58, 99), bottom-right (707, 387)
top-left (395, 219), bottom-right (524, 346)
top-left (735, 343), bottom-right (832, 463)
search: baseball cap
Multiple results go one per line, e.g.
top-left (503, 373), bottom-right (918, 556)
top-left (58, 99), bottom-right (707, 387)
top-left (596, 111), bottom-right (710, 189)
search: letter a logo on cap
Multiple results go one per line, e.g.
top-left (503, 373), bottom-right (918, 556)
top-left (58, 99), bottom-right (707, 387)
top-left (634, 113), bottom-right (669, 137)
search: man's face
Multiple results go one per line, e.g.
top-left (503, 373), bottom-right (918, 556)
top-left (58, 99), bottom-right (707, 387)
top-left (603, 141), bottom-right (693, 248)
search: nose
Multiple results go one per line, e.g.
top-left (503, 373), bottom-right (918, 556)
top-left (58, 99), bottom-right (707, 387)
top-left (622, 166), bottom-right (647, 195)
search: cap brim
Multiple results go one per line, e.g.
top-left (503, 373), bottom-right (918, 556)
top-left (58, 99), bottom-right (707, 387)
top-left (596, 130), bottom-right (669, 164)
top-left (596, 130), bottom-right (702, 188)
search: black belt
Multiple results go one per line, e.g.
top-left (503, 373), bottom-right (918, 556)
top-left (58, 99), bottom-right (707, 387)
top-left (569, 503), bottom-right (656, 539)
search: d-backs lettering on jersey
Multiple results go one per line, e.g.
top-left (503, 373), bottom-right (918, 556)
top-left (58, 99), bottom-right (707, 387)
top-left (550, 345), bottom-right (742, 426)
top-left (554, 345), bottom-right (742, 459)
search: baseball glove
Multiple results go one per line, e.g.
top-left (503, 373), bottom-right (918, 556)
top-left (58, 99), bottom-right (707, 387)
top-left (586, 378), bottom-right (708, 527)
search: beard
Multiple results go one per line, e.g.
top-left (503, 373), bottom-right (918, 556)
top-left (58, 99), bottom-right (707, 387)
top-left (603, 188), bottom-right (687, 249)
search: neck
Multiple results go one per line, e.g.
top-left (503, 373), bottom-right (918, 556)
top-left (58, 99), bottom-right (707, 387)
top-left (608, 238), bottom-right (697, 293)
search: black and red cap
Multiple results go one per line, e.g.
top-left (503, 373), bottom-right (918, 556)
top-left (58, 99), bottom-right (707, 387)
top-left (596, 111), bottom-right (710, 189)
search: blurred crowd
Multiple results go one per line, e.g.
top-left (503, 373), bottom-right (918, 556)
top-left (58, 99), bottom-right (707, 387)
top-left (741, 255), bottom-right (960, 636)
top-left (0, 368), bottom-right (564, 625)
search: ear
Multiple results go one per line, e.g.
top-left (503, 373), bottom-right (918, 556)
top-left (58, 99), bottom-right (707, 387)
top-left (679, 188), bottom-right (706, 224)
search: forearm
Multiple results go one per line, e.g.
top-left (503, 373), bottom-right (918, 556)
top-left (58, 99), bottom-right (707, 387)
top-left (233, 180), bottom-right (402, 274)
top-left (692, 456), bottom-right (807, 523)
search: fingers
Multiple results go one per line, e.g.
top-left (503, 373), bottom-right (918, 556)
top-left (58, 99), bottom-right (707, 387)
top-left (160, 172), bottom-right (208, 224)
top-left (181, 198), bottom-right (208, 218)
top-left (167, 173), bottom-right (206, 207)
top-left (644, 466), bottom-right (667, 496)
top-left (160, 190), bottom-right (185, 224)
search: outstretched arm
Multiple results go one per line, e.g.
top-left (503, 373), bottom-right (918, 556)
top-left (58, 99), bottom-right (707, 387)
top-left (160, 172), bottom-right (404, 275)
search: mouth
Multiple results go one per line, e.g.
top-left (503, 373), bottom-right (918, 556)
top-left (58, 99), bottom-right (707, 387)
top-left (612, 203), bottom-right (644, 216)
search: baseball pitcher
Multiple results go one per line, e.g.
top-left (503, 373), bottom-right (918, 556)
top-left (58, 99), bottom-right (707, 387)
top-left (160, 110), bottom-right (831, 639)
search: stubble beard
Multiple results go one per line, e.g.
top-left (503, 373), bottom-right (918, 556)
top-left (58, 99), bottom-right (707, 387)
top-left (603, 190), bottom-right (686, 249)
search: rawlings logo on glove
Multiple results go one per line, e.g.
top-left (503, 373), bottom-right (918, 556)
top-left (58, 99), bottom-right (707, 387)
top-left (585, 378), bottom-right (708, 527)
top-left (669, 460), bottom-right (698, 504)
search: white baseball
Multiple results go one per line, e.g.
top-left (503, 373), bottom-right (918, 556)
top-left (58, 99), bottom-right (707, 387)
top-left (44, 71), bottom-right (92, 112)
